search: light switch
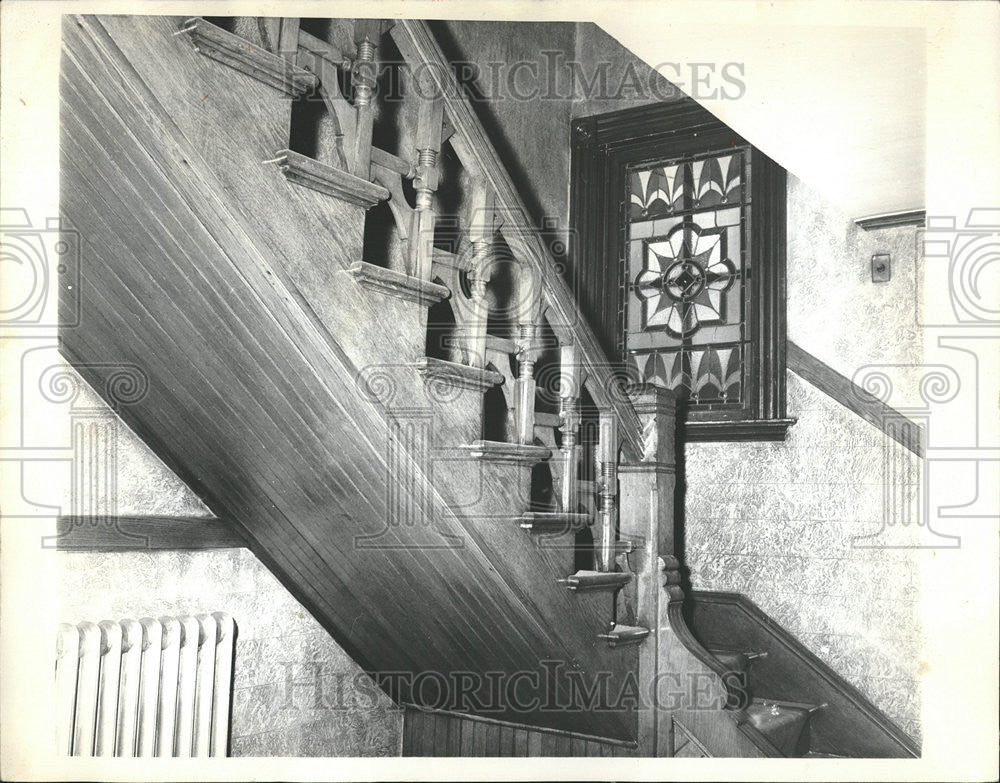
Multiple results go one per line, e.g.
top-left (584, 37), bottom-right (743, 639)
top-left (872, 253), bottom-right (891, 283)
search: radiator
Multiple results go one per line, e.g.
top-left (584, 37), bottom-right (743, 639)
top-left (55, 613), bottom-right (235, 757)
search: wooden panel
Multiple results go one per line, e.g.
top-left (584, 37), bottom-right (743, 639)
top-left (61, 14), bottom-right (637, 740)
top-left (446, 713), bottom-right (461, 757)
top-left (401, 708), bottom-right (416, 755)
top-left (787, 340), bottom-right (924, 456)
top-left (685, 591), bottom-right (920, 758)
top-left (498, 725), bottom-right (514, 756)
top-left (459, 718), bottom-right (474, 757)
top-left (55, 516), bottom-right (247, 550)
top-left (401, 707), bottom-right (636, 756)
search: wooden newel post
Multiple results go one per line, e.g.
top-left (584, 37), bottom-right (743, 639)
top-left (619, 384), bottom-right (677, 556)
top-left (618, 383), bottom-right (678, 755)
top-left (558, 343), bottom-right (582, 512)
top-left (596, 410), bottom-right (618, 572)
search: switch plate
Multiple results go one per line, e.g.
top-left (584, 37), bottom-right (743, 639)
top-left (871, 253), bottom-right (891, 282)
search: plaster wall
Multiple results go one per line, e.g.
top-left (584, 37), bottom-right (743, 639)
top-left (684, 179), bottom-right (925, 741)
top-left (433, 20), bottom-right (577, 230)
top-left (684, 374), bottom-right (923, 741)
top-left (55, 372), bottom-right (403, 757)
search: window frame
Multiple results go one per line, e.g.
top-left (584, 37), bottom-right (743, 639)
top-left (570, 100), bottom-right (795, 441)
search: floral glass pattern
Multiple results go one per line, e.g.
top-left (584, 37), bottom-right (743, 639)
top-left (625, 149), bottom-right (748, 405)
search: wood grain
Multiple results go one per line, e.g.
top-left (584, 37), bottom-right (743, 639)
top-left (401, 706), bottom-right (637, 756)
top-left (389, 20), bottom-right (644, 460)
top-left (61, 14), bottom-right (637, 740)
top-left (54, 516), bottom-right (247, 550)
top-left (686, 590), bottom-right (920, 758)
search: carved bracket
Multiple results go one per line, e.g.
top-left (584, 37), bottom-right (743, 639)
top-left (178, 18), bottom-right (318, 96)
top-left (271, 149), bottom-right (388, 208)
top-left (457, 440), bottom-right (551, 467)
top-left (413, 357), bottom-right (503, 394)
top-left (344, 262), bottom-right (449, 307)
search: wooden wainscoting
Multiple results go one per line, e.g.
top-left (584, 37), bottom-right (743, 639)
top-left (401, 706), bottom-right (638, 757)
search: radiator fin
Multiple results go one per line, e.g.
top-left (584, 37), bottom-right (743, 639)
top-left (55, 614), bottom-right (235, 757)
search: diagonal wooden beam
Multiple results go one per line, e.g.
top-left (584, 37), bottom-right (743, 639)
top-left (53, 515), bottom-right (248, 551)
top-left (786, 340), bottom-right (924, 457)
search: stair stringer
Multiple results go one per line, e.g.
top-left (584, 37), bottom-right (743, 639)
top-left (99, 12), bottom-right (591, 600)
top-left (624, 540), bottom-right (772, 757)
top-left (661, 589), bottom-right (778, 758)
top-left (136, 11), bottom-right (612, 628)
top-left (684, 590), bottom-right (920, 757)
top-left (62, 13), bottom-right (637, 740)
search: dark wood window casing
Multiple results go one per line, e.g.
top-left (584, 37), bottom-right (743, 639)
top-left (570, 101), bottom-right (795, 441)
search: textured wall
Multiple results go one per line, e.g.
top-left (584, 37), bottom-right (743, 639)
top-left (422, 24), bottom-right (926, 742)
top-left (55, 371), bottom-right (403, 757)
top-left (685, 374), bottom-right (923, 741)
top-left (787, 174), bottom-right (924, 402)
top-left (570, 22), bottom-right (682, 119)
top-left (684, 178), bottom-right (925, 742)
top-left (55, 371), bottom-right (214, 518)
top-left (58, 548), bottom-right (402, 756)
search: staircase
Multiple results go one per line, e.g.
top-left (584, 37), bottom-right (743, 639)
top-left (59, 13), bottom-right (917, 757)
top-left (685, 591), bottom-right (920, 758)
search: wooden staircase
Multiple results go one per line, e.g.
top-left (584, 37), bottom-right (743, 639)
top-left (59, 13), bottom-right (917, 757)
top-left (685, 591), bottom-right (920, 757)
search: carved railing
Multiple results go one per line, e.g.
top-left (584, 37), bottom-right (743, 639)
top-left (176, 14), bottom-right (781, 756)
top-left (349, 21), bottom-right (772, 754)
top-left (389, 20), bottom-right (643, 455)
top-left (265, 16), bottom-right (641, 573)
top-left (390, 20), bottom-right (637, 576)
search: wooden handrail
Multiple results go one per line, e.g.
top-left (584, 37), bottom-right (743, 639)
top-left (389, 20), bottom-right (643, 460)
top-left (787, 340), bottom-right (924, 457)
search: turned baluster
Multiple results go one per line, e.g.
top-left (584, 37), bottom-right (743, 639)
top-left (512, 255), bottom-right (543, 445)
top-left (350, 20), bottom-right (382, 180)
top-left (595, 410), bottom-right (618, 572)
top-left (459, 176), bottom-right (496, 366)
top-left (407, 80), bottom-right (445, 282)
top-left (513, 322), bottom-right (539, 446)
top-left (558, 343), bottom-right (582, 512)
top-left (463, 268), bottom-right (490, 367)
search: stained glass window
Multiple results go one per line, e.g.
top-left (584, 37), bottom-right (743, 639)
top-left (572, 101), bottom-right (791, 440)
top-left (625, 149), bottom-right (749, 406)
